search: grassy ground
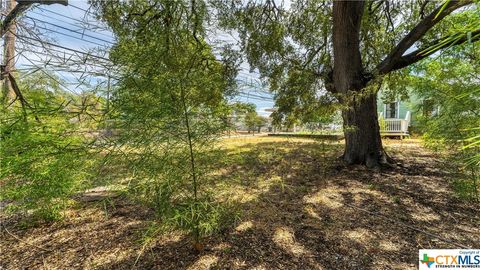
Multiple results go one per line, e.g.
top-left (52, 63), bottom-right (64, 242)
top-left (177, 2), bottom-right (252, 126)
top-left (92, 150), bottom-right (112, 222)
top-left (1, 137), bottom-right (479, 269)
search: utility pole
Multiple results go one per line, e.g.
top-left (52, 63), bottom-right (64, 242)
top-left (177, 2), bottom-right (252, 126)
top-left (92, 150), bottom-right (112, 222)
top-left (3, 0), bottom-right (17, 102)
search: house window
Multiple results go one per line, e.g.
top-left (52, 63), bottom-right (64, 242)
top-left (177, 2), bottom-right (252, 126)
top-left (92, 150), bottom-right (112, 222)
top-left (385, 102), bottom-right (398, 118)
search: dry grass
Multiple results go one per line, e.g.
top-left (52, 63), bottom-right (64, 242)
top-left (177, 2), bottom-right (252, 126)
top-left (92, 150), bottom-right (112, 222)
top-left (1, 137), bottom-right (479, 269)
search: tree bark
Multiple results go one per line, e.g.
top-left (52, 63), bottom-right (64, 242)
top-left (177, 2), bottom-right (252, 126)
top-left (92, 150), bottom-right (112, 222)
top-left (328, 0), bottom-right (479, 167)
top-left (331, 1), bottom-right (388, 167)
top-left (2, 0), bottom-right (17, 104)
top-left (342, 92), bottom-right (388, 167)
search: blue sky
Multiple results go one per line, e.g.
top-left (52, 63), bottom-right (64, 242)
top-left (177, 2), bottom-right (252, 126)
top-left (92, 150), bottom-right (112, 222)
top-left (14, 1), bottom-right (274, 116)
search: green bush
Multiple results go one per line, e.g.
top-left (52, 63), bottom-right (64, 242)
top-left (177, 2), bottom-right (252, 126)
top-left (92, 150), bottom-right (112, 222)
top-left (0, 73), bottom-right (95, 222)
top-left (93, 0), bottom-right (240, 247)
top-left (0, 124), bottom-right (88, 222)
top-left (408, 45), bottom-right (479, 202)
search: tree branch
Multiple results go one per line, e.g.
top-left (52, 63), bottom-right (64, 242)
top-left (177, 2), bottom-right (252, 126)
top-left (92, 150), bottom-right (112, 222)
top-left (376, 0), bottom-right (473, 75)
top-left (388, 28), bottom-right (480, 72)
top-left (332, 1), bottom-right (365, 92)
top-left (1, 1), bottom-right (68, 37)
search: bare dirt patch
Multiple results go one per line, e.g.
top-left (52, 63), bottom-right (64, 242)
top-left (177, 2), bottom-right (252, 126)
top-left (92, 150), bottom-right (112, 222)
top-left (1, 138), bottom-right (478, 269)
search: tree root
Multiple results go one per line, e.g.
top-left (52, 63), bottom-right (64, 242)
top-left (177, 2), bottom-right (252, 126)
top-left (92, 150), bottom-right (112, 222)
top-left (342, 150), bottom-right (396, 170)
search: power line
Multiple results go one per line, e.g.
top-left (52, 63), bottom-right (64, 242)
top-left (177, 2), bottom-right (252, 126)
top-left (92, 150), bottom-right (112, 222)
top-left (14, 33), bottom-right (111, 61)
top-left (34, 6), bottom-right (107, 30)
top-left (15, 44), bottom-right (112, 72)
top-left (236, 91), bottom-right (273, 101)
top-left (237, 85), bottom-right (272, 96)
top-left (20, 53), bottom-right (80, 92)
top-left (20, 65), bottom-right (112, 78)
top-left (21, 50), bottom-right (271, 100)
top-left (19, 51), bottom-right (111, 71)
top-left (235, 95), bottom-right (273, 102)
top-left (16, 38), bottom-right (100, 59)
top-left (22, 22), bottom-right (111, 47)
top-left (28, 9), bottom-right (113, 39)
top-left (18, 45), bottom-right (89, 59)
top-left (23, 15), bottom-right (114, 45)
top-left (15, 6), bottom-right (272, 101)
top-left (21, 49), bottom-right (109, 73)
top-left (20, 51), bottom-right (110, 71)
top-left (17, 46), bottom-right (102, 63)
top-left (68, 3), bottom-right (91, 13)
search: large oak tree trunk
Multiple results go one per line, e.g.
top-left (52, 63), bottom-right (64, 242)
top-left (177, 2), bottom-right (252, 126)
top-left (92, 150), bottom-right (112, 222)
top-left (332, 1), bottom-right (389, 167)
top-left (342, 92), bottom-right (387, 167)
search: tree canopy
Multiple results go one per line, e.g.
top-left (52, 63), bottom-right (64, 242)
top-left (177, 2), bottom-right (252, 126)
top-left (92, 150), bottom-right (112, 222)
top-left (214, 0), bottom-right (479, 124)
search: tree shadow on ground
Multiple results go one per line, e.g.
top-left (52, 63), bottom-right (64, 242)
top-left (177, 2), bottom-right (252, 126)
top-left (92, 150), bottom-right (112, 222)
top-left (1, 138), bottom-right (479, 270)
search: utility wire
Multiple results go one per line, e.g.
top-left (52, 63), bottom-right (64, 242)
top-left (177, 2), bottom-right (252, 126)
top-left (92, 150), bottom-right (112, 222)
top-left (15, 8), bottom-right (272, 101)
top-left (24, 16), bottom-right (114, 45)
top-left (16, 38), bottom-right (104, 60)
top-left (35, 6), bottom-right (108, 30)
top-left (21, 53), bottom-right (81, 93)
top-left (29, 9), bottom-right (113, 39)
top-left (14, 33), bottom-right (111, 61)
top-left (69, 3), bottom-right (91, 13)
top-left (18, 52), bottom-right (110, 74)
top-left (20, 66), bottom-right (112, 77)
top-left (236, 92), bottom-right (273, 101)
top-left (23, 23), bottom-right (110, 47)
top-left (16, 44), bottom-right (105, 67)
top-left (20, 52), bottom-right (113, 72)
top-left (15, 45), bottom-right (111, 73)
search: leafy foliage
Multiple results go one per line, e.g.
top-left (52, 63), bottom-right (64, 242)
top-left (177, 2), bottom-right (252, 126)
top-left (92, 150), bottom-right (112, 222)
top-left (408, 45), bottom-right (479, 201)
top-left (213, 0), bottom-right (479, 126)
top-left (0, 73), bottom-right (96, 222)
top-left (243, 110), bottom-right (267, 133)
top-left (93, 0), bottom-right (239, 244)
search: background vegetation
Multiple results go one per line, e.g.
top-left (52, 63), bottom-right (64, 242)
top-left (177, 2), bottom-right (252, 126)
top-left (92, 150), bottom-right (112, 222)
top-left (0, 0), bottom-right (478, 254)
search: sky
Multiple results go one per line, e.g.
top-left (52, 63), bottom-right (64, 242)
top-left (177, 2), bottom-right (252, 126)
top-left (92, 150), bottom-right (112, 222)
top-left (11, 1), bottom-right (275, 116)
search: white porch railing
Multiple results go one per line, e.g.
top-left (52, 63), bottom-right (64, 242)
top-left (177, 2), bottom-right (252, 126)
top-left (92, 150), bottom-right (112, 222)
top-left (383, 119), bottom-right (408, 133)
top-left (379, 111), bottom-right (410, 134)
